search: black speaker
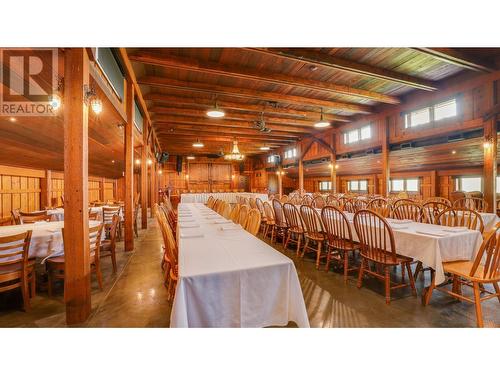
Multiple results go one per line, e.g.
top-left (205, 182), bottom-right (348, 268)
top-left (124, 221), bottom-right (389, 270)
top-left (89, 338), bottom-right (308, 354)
top-left (159, 152), bottom-right (169, 163)
top-left (176, 156), bottom-right (183, 174)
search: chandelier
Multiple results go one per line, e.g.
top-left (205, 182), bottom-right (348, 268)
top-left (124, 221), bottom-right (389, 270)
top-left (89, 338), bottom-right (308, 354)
top-left (224, 140), bottom-right (245, 161)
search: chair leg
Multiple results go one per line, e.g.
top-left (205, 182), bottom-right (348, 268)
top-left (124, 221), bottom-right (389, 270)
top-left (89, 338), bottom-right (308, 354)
top-left (111, 251), bottom-right (117, 273)
top-left (284, 232), bottom-right (291, 251)
top-left (493, 282), bottom-right (500, 303)
top-left (315, 241), bottom-right (323, 269)
top-left (472, 282), bottom-right (484, 328)
top-left (384, 266), bottom-right (391, 305)
top-left (406, 262), bottom-right (417, 296)
top-left (30, 271), bottom-right (36, 298)
top-left (271, 226), bottom-right (276, 244)
top-left (343, 251), bottom-right (349, 284)
top-left (282, 229), bottom-right (287, 248)
top-left (357, 258), bottom-right (366, 289)
top-left (21, 276), bottom-right (30, 312)
top-left (414, 261), bottom-right (423, 280)
top-left (324, 248), bottom-right (331, 272)
top-left (422, 269), bottom-right (436, 306)
top-left (401, 264), bottom-right (406, 283)
top-left (296, 235), bottom-right (302, 257)
top-left (94, 262), bottom-right (103, 291)
top-left (301, 237), bottom-right (309, 258)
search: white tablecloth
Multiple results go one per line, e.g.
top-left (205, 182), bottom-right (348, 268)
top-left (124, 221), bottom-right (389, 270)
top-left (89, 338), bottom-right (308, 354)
top-left (170, 203), bottom-right (309, 328)
top-left (480, 212), bottom-right (499, 232)
top-left (48, 206), bottom-right (123, 222)
top-left (0, 220), bottom-right (102, 261)
top-left (180, 192), bottom-right (268, 204)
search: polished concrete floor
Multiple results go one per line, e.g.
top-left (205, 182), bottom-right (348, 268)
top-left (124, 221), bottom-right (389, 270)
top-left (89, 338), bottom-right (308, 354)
top-left (1, 217), bottom-right (498, 327)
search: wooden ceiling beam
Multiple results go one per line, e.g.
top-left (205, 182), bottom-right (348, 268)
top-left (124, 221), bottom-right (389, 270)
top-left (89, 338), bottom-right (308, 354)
top-left (129, 50), bottom-right (399, 104)
top-left (246, 48), bottom-right (438, 91)
top-left (144, 93), bottom-right (351, 122)
top-left (150, 108), bottom-right (323, 128)
top-left (137, 76), bottom-right (373, 114)
top-left (156, 127), bottom-right (297, 141)
top-left (411, 48), bottom-right (495, 73)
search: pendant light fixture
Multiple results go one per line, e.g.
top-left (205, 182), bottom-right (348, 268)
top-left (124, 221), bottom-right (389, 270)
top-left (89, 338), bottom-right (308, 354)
top-left (224, 140), bottom-right (245, 161)
top-left (206, 97), bottom-right (225, 118)
top-left (192, 139), bottom-right (204, 148)
top-left (260, 146), bottom-right (270, 151)
top-left (314, 108), bottom-right (330, 128)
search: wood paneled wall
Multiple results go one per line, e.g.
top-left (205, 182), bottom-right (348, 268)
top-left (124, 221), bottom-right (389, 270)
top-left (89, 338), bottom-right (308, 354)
top-left (0, 165), bottom-right (116, 224)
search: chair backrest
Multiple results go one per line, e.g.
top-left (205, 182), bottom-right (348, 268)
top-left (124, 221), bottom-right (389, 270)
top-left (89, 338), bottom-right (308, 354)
top-left (353, 209), bottom-right (397, 264)
top-left (453, 197), bottom-right (489, 213)
top-left (20, 213), bottom-right (51, 224)
top-left (153, 204), bottom-right (178, 267)
top-left (422, 201), bottom-right (451, 224)
top-left (280, 195), bottom-right (289, 203)
top-left (392, 198), bottom-right (415, 207)
top-left (450, 190), bottom-right (466, 203)
top-left (221, 202), bottom-right (232, 219)
top-left (272, 199), bottom-right (287, 227)
top-left (338, 197), bottom-right (350, 211)
top-left (0, 230), bottom-right (32, 270)
top-left (263, 201), bottom-right (275, 223)
top-left (10, 209), bottom-right (21, 225)
top-left (238, 205), bottom-right (250, 227)
top-left (283, 203), bottom-right (303, 231)
top-left (312, 195), bottom-right (326, 209)
top-left (469, 226), bottom-right (500, 281)
top-left (206, 196), bottom-right (215, 208)
top-left (255, 198), bottom-right (265, 217)
top-left (213, 199), bottom-right (222, 213)
top-left (89, 224), bottom-right (104, 258)
top-left (424, 197), bottom-right (451, 206)
top-left (290, 195), bottom-right (302, 205)
top-left (353, 198), bottom-right (369, 212)
top-left (103, 206), bottom-right (121, 223)
top-left (88, 208), bottom-right (99, 221)
top-left (367, 198), bottom-right (392, 218)
top-left (326, 195), bottom-right (340, 207)
top-left (107, 214), bottom-right (120, 251)
top-left (245, 208), bottom-right (261, 236)
top-left (321, 206), bottom-right (354, 250)
top-left (393, 202), bottom-right (425, 222)
top-left (249, 198), bottom-right (257, 209)
top-left (436, 208), bottom-right (484, 233)
top-left (300, 204), bottom-right (324, 235)
top-left (229, 204), bottom-right (241, 223)
top-left (301, 195), bottom-right (313, 206)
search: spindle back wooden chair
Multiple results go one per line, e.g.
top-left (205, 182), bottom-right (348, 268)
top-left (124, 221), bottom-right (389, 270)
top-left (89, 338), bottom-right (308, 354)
top-left (300, 195), bottom-right (313, 206)
top-left (238, 205), bottom-right (250, 227)
top-left (222, 202), bottom-right (232, 219)
top-left (453, 197), bottom-right (489, 213)
top-left (245, 208), bottom-right (261, 236)
top-left (272, 199), bottom-right (288, 246)
top-left (10, 209), bottom-right (21, 225)
top-left (321, 206), bottom-right (360, 282)
top-left (0, 230), bottom-right (34, 311)
top-left (249, 198), bottom-right (257, 209)
top-left (326, 195), bottom-right (340, 207)
top-left (283, 203), bottom-right (305, 255)
top-left (367, 198), bottom-right (392, 218)
top-left (424, 197), bottom-right (451, 206)
top-left (353, 209), bottom-right (416, 304)
top-left (229, 204), bottom-right (241, 223)
top-left (299, 205), bottom-right (326, 269)
top-left (436, 208), bottom-right (484, 234)
top-left (423, 226), bottom-right (500, 327)
top-left (312, 195), bottom-right (326, 209)
top-left (263, 201), bottom-right (275, 240)
top-left (422, 201), bottom-right (451, 224)
top-left (100, 214), bottom-right (120, 273)
top-left (19, 213), bottom-right (52, 224)
top-left (290, 194), bottom-right (302, 205)
top-left (393, 201), bottom-right (426, 222)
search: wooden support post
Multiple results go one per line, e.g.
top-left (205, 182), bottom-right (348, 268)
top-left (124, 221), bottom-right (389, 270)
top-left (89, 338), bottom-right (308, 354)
top-left (483, 118), bottom-right (497, 213)
top-left (380, 119), bottom-right (390, 197)
top-left (141, 125), bottom-right (148, 229)
top-left (277, 168), bottom-right (283, 198)
top-left (330, 132), bottom-right (337, 193)
top-left (298, 144), bottom-right (304, 193)
top-left (430, 170), bottom-right (438, 198)
top-left (63, 48), bottom-right (91, 325)
top-left (99, 177), bottom-right (105, 202)
top-left (124, 78), bottom-right (134, 252)
top-left (149, 157), bottom-right (156, 218)
top-left (41, 170), bottom-right (52, 209)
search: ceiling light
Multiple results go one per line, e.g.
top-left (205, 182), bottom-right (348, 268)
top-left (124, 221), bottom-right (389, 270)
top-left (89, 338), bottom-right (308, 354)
top-left (224, 140), bottom-right (245, 161)
top-left (147, 158), bottom-right (153, 165)
top-left (9, 117), bottom-right (16, 123)
top-left (260, 146), bottom-right (270, 151)
top-left (314, 108), bottom-right (330, 128)
top-left (187, 156), bottom-right (195, 160)
top-left (451, 150), bottom-right (456, 154)
top-left (193, 140), bottom-right (204, 148)
top-left (206, 98), bottom-right (225, 118)
top-left (90, 98), bottom-right (103, 114)
top-left (49, 94), bottom-right (62, 111)
top-left (111, 160), bottom-right (115, 164)
top-left (158, 170), bottom-right (163, 175)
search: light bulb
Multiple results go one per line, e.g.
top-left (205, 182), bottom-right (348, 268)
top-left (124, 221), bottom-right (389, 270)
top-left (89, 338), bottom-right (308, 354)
top-left (206, 109), bottom-right (225, 118)
top-left (49, 94), bottom-right (62, 110)
top-left (90, 98), bottom-right (103, 114)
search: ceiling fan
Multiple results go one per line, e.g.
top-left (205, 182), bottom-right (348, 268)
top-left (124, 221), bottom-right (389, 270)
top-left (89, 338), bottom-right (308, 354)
top-left (253, 111), bottom-right (271, 133)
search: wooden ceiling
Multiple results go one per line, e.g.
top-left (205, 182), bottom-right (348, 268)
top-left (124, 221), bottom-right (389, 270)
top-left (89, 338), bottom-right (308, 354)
top-left (127, 47), bottom-right (498, 157)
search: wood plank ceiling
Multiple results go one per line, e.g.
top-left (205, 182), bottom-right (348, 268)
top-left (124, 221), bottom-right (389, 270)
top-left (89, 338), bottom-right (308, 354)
top-left (127, 47), bottom-right (493, 157)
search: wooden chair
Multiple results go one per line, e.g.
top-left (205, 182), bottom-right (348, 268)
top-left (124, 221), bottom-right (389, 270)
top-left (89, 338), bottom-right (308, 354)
top-left (245, 208), bottom-right (261, 236)
top-left (221, 202), bottom-right (232, 219)
top-left (300, 195), bottom-right (313, 206)
top-left (326, 195), bottom-right (340, 207)
top-left (392, 198), bottom-right (415, 207)
top-left (299, 205), bottom-right (326, 269)
top-left (88, 208), bottom-right (100, 221)
top-left (367, 198), bottom-right (392, 218)
top-left (312, 195), bottom-right (326, 209)
top-left (263, 201), bottom-right (276, 240)
top-left (229, 204), bottom-right (241, 223)
top-left (10, 209), bottom-right (21, 225)
top-left (422, 226), bottom-right (500, 327)
top-left (102, 206), bottom-right (120, 224)
top-left (393, 201), bottom-right (426, 222)
top-left (0, 230), bottom-right (35, 311)
top-left (436, 208), bottom-right (484, 234)
top-left (238, 205), bottom-right (250, 227)
top-left (280, 195), bottom-right (289, 203)
top-left (424, 197), bottom-right (451, 206)
top-left (453, 197), bottom-right (489, 213)
top-left (353, 209), bottom-right (416, 304)
top-left (248, 198), bottom-right (257, 209)
top-left (283, 203), bottom-right (305, 255)
top-left (338, 197), bottom-right (350, 210)
top-left (100, 214), bottom-right (119, 273)
top-left (321, 206), bottom-right (360, 283)
top-left (46, 224), bottom-right (104, 297)
top-left (450, 190), bottom-right (466, 203)
top-left (272, 199), bottom-right (288, 247)
top-left (422, 201), bottom-right (451, 225)
top-left (19, 213), bottom-right (52, 224)
top-left (290, 195), bottom-right (302, 205)
top-left (206, 196), bottom-right (215, 208)
top-left (255, 198), bottom-right (267, 232)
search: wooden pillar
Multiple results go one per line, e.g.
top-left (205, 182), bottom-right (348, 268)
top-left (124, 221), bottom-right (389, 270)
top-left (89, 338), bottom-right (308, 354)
top-left (277, 168), bottom-right (283, 198)
top-left (141, 125), bottom-right (148, 229)
top-left (483, 118), bottom-right (497, 213)
top-left (124, 78), bottom-right (134, 252)
top-left (330, 153), bottom-right (337, 193)
top-left (63, 48), bottom-right (90, 325)
top-left (99, 177), bottom-right (105, 202)
top-left (298, 144), bottom-right (304, 193)
top-left (380, 119), bottom-right (390, 197)
top-left (149, 157), bottom-right (156, 218)
top-left (41, 169), bottom-right (52, 209)
top-left (430, 170), bottom-right (438, 198)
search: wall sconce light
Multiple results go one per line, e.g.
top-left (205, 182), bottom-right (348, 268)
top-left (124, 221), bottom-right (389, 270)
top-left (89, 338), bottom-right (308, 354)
top-left (84, 85), bottom-right (103, 115)
top-left (335, 164), bottom-right (339, 170)
top-left (483, 136), bottom-right (494, 149)
top-left (49, 76), bottom-right (64, 111)
top-left (147, 158), bottom-right (153, 165)
top-left (231, 174), bottom-right (235, 179)
top-left (185, 174), bottom-right (189, 179)
top-left (135, 159), bottom-right (141, 165)
top-left (158, 170), bottom-right (163, 175)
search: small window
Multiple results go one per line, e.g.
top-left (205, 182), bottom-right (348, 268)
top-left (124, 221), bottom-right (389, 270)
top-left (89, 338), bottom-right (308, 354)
top-left (390, 178), bottom-right (419, 192)
top-left (360, 125), bottom-right (371, 140)
top-left (343, 125), bottom-right (371, 144)
top-left (391, 179), bottom-right (404, 192)
top-left (319, 181), bottom-right (332, 191)
top-left (348, 180), bottom-right (368, 192)
top-left (406, 178), bottom-right (419, 192)
top-left (405, 107), bottom-right (431, 128)
top-left (434, 98), bottom-right (457, 121)
top-left (284, 148), bottom-right (297, 159)
top-left (267, 155), bottom-right (277, 163)
top-left (456, 177), bottom-right (482, 192)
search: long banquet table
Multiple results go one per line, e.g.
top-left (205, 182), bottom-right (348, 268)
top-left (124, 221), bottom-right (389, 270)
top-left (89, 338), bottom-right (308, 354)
top-left (180, 192), bottom-right (268, 204)
top-left (47, 206), bottom-right (123, 222)
top-left (0, 220), bottom-right (102, 261)
top-left (170, 203), bottom-right (309, 328)
top-left (292, 206), bottom-right (483, 285)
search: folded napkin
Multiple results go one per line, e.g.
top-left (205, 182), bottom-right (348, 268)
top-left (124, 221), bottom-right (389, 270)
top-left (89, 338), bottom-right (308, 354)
top-left (441, 227), bottom-right (468, 233)
top-left (415, 230), bottom-right (449, 237)
top-left (213, 219), bottom-right (232, 224)
top-left (390, 224), bottom-right (409, 230)
top-left (178, 218), bottom-right (196, 223)
top-left (180, 232), bottom-right (204, 239)
top-left (179, 223), bottom-right (200, 228)
top-left (219, 224), bottom-right (242, 231)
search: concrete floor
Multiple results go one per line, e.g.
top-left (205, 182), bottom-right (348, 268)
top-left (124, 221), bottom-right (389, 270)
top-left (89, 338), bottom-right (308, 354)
top-left (0, 217), bottom-right (498, 327)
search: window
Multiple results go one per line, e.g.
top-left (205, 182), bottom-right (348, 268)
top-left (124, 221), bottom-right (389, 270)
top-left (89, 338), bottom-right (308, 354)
top-left (497, 177), bottom-right (500, 194)
top-left (133, 100), bottom-right (143, 133)
top-left (96, 48), bottom-right (124, 100)
top-left (267, 155), bottom-right (277, 163)
top-left (390, 178), bottom-right (419, 192)
top-left (319, 181), bottom-right (332, 191)
top-left (284, 148), bottom-right (297, 159)
top-left (348, 180), bottom-right (368, 192)
top-left (456, 177), bottom-right (482, 192)
top-left (405, 98), bottom-right (458, 128)
top-left (343, 125), bottom-right (372, 144)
